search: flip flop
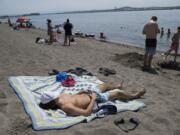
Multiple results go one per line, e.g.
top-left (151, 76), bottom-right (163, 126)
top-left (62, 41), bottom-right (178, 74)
top-left (99, 68), bottom-right (109, 76)
top-left (128, 117), bottom-right (140, 131)
top-left (114, 118), bottom-right (129, 133)
top-left (104, 68), bottom-right (116, 75)
top-left (48, 69), bottom-right (59, 75)
top-left (114, 117), bottom-right (140, 133)
top-left (99, 67), bottom-right (116, 76)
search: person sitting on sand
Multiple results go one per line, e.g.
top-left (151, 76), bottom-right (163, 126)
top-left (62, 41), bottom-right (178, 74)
top-left (39, 82), bottom-right (146, 116)
top-left (165, 26), bottom-right (180, 62)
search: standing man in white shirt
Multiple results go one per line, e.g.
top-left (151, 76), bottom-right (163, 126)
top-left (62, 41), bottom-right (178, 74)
top-left (143, 16), bottom-right (160, 70)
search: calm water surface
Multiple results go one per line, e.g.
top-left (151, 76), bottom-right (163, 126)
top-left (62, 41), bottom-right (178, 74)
top-left (8, 10), bottom-right (180, 51)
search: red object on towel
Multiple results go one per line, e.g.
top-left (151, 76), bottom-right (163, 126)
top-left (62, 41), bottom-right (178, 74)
top-left (61, 76), bottom-right (75, 87)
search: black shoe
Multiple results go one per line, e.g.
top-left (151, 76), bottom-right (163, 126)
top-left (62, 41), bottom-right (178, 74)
top-left (48, 69), bottom-right (59, 75)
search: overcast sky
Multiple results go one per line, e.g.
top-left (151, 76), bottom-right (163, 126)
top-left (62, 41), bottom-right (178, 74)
top-left (1, 0), bottom-right (180, 15)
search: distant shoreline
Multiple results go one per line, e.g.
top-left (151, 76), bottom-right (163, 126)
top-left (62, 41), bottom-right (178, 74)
top-left (1, 6), bottom-right (180, 18)
top-left (50, 6), bottom-right (180, 15)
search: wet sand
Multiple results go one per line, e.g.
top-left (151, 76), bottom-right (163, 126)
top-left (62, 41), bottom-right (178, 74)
top-left (0, 23), bottom-right (180, 135)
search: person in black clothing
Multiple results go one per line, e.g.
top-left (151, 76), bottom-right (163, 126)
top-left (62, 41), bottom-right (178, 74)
top-left (8, 17), bottom-right (12, 27)
top-left (63, 19), bottom-right (73, 46)
top-left (47, 19), bottom-right (54, 44)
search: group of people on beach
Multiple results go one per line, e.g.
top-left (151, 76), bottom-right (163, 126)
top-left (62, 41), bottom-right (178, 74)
top-left (46, 16), bottom-right (180, 70)
top-left (7, 16), bottom-right (34, 30)
top-left (4, 15), bottom-right (179, 117)
top-left (142, 16), bottom-right (180, 71)
top-left (47, 18), bottom-right (73, 45)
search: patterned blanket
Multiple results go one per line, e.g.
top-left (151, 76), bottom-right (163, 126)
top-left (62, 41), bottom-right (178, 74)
top-left (8, 74), bottom-right (145, 130)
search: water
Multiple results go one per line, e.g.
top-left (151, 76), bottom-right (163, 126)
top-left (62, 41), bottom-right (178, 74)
top-left (8, 10), bottom-right (180, 51)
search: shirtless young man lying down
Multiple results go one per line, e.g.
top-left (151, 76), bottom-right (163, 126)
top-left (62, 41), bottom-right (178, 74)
top-left (39, 82), bottom-right (146, 116)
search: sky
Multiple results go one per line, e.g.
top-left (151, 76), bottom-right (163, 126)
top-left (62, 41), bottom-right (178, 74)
top-left (1, 0), bottom-right (180, 15)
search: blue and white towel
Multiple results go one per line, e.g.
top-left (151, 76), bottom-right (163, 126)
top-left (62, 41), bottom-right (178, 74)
top-left (8, 74), bottom-right (145, 130)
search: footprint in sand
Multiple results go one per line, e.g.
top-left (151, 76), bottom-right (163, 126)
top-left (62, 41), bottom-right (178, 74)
top-left (174, 107), bottom-right (180, 113)
top-left (87, 128), bottom-right (117, 135)
top-left (167, 110), bottom-right (177, 117)
top-left (174, 118), bottom-right (180, 126)
top-left (142, 121), bottom-right (159, 133)
top-left (174, 130), bottom-right (180, 135)
top-left (153, 117), bottom-right (171, 131)
top-left (0, 101), bottom-right (8, 113)
top-left (7, 117), bottom-right (37, 135)
top-left (0, 92), bottom-right (8, 114)
top-left (153, 117), bottom-right (170, 125)
top-left (145, 100), bottom-right (156, 106)
top-left (0, 91), bottom-right (6, 99)
top-left (73, 131), bottom-right (85, 135)
top-left (0, 112), bottom-right (8, 128)
top-left (112, 52), bottom-right (143, 69)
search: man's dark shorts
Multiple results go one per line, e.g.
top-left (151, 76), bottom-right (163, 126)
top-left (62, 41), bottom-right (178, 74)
top-left (145, 39), bottom-right (157, 55)
top-left (65, 31), bottom-right (72, 36)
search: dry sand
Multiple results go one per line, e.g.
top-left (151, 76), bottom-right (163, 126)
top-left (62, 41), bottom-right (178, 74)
top-left (0, 23), bottom-right (180, 135)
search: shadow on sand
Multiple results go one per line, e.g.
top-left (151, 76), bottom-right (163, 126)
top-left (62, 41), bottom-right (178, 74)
top-left (158, 61), bottom-right (180, 71)
top-left (112, 52), bottom-right (159, 75)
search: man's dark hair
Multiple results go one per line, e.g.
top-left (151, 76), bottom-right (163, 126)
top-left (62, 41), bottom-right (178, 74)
top-left (67, 19), bottom-right (69, 23)
top-left (47, 19), bottom-right (51, 23)
top-left (39, 100), bottom-right (59, 110)
top-left (151, 16), bottom-right (158, 21)
top-left (178, 26), bottom-right (180, 30)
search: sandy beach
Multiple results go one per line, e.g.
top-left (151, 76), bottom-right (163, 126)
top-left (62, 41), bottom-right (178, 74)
top-left (0, 23), bottom-right (180, 135)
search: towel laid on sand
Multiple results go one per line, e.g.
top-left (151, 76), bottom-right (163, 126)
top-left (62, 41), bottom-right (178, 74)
top-left (8, 74), bottom-right (145, 130)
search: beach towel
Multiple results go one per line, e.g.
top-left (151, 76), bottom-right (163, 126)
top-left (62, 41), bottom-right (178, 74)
top-left (8, 74), bottom-right (145, 130)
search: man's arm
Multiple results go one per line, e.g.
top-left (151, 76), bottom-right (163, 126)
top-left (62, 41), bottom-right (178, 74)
top-left (62, 93), bottom-right (96, 116)
top-left (77, 90), bottom-right (92, 95)
top-left (172, 33), bottom-right (176, 42)
top-left (142, 25), bottom-right (146, 35)
top-left (156, 24), bottom-right (160, 34)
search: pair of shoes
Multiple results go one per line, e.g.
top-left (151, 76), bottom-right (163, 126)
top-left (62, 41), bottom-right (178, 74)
top-left (76, 67), bottom-right (93, 76)
top-left (99, 67), bottom-right (116, 76)
top-left (114, 117), bottom-right (140, 133)
top-left (66, 67), bottom-right (93, 76)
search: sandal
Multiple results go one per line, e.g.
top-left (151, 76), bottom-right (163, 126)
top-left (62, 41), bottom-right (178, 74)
top-left (114, 117), bottom-right (140, 133)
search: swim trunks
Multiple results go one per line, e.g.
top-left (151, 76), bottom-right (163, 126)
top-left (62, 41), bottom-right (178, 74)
top-left (145, 39), bottom-right (157, 48)
top-left (170, 43), bottom-right (179, 53)
top-left (145, 47), bottom-right (156, 55)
